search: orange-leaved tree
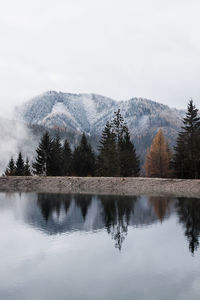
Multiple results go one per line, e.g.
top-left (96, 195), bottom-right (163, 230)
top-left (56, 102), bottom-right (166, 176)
top-left (144, 128), bottom-right (172, 178)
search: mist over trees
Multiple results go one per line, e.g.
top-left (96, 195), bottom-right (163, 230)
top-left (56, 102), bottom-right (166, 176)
top-left (3, 101), bottom-right (200, 179)
top-left (4, 153), bottom-right (31, 176)
top-left (4, 110), bottom-right (140, 177)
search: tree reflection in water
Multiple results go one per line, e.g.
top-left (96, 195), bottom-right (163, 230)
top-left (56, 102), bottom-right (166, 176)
top-left (148, 197), bottom-right (172, 223)
top-left (99, 195), bottom-right (137, 250)
top-left (74, 194), bottom-right (92, 220)
top-left (37, 193), bottom-right (137, 250)
top-left (36, 193), bottom-right (200, 254)
top-left (176, 198), bottom-right (200, 254)
top-left (37, 194), bottom-right (72, 221)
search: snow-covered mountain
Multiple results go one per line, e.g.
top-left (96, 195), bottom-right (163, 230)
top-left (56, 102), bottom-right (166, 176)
top-left (16, 91), bottom-right (185, 159)
top-left (16, 91), bottom-right (118, 134)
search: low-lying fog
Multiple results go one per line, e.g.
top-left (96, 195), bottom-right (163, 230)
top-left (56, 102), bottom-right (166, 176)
top-left (0, 112), bottom-right (38, 174)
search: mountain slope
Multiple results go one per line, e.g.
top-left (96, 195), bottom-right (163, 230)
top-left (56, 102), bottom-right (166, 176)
top-left (16, 91), bottom-right (117, 134)
top-left (16, 91), bottom-right (185, 161)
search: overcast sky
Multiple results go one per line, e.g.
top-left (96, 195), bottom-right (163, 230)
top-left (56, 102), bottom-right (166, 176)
top-left (1, 0), bottom-right (200, 115)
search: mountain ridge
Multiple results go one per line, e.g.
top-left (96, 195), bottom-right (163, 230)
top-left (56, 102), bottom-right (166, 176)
top-left (16, 90), bottom-right (184, 132)
top-left (15, 90), bottom-right (185, 162)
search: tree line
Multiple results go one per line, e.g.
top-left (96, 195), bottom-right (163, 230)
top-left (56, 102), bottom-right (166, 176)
top-left (4, 100), bottom-right (200, 179)
top-left (4, 110), bottom-right (140, 177)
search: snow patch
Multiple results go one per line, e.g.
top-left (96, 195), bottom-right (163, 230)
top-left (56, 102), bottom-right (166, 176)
top-left (43, 102), bottom-right (78, 126)
top-left (138, 115), bottom-right (149, 130)
top-left (81, 95), bottom-right (98, 124)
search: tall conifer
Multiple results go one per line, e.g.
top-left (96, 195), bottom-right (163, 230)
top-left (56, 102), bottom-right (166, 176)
top-left (96, 121), bottom-right (118, 176)
top-left (173, 100), bottom-right (200, 179)
top-left (97, 110), bottom-right (140, 177)
top-left (24, 158), bottom-right (32, 176)
top-left (63, 139), bottom-right (72, 176)
top-left (32, 131), bottom-right (53, 176)
top-left (4, 157), bottom-right (16, 176)
top-left (49, 134), bottom-right (63, 176)
top-left (111, 109), bottom-right (127, 175)
top-left (15, 152), bottom-right (25, 176)
top-left (119, 128), bottom-right (140, 177)
top-left (73, 133), bottom-right (95, 176)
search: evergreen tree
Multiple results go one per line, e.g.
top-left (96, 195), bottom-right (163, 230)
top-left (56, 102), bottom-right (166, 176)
top-left (62, 139), bottom-right (72, 176)
top-left (144, 128), bottom-right (172, 178)
top-left (173, 100), bottom-right (200, 179)
top-left (119, 128), bottom-right (140, 177)
top-left (73, 133), bottom-right (95, 176)
top-left (15, 152), bottom-right (25, 176)
top-left (49, 134), bottom-right (63, 176)
top-left (111, 109), bottom-right (127, 175)
top-left (97, 110), bottom-right (140, 177)
top-left (24, 158), bottom-right (31, 176)
top-left (96, 121), bottom-right (118, 176)
top-left (111, 109), bottom-right (127, 144)
top-left (4, 157), bottom-right (16, 176)
top-left (32, 131), bottom-right (53, 176)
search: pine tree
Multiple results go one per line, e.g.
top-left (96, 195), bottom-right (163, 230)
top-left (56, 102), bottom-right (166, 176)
top-left (63, 139), bottom-right (72, 176)
top-left (173, 100), bottom-right (200, 179)
top-left (111, 109), bottom-right (127, 175)
top-left (49, 134), bottom-right (63, 176)
top-left (97, 110), bottom-right (140, 177)
top-left (144, 129), bottom-right (172, 178)
top-left (73, 133), bottom-right (95, 176)
top-left (119, 128), bottom-right (140, 177)
top-left (32, 131), bottom-right (53, 176)
top-left (15, 152), bottom-right (25, 176)
top-left (96, 121), bottom-right (118, 176)
top-left (111, 109), bottom-right (127, 145)
top-left (4, 157), bottom-right (16, 176)
top-left (24, 158), bottom-right (31, 176)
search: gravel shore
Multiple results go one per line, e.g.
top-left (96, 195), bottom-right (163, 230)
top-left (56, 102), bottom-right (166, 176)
top-left (0, 176), bottom-right (200, 198)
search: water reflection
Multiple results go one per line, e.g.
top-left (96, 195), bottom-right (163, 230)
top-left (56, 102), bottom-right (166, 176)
top-left (176, 198), bottom-right (200, 254)
top-left (34, 194), bottom-right (200, 253)
top-left (148, 197), bottom-right (172, 222)
top-left (37, 194), bottom-right (72, 221)
top-left (74, 194), bottom-right (92, 220)
top-left (26, 194), bottom-right (172, 250)
top-left (100, 195), bottom-right (136, 250)
top-left (37, 194), bottom-right (138, 250)
top-left (1, 193), bottom-right (200, 254)
top-left (1, 193), bottom-right (200, 300)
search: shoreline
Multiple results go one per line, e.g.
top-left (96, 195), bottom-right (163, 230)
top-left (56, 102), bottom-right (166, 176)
top-left (0, 176), bottom-right (200, 198)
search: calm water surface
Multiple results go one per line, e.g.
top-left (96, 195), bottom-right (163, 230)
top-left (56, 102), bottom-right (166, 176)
top-left (0, 193), bottom-right (200, 300)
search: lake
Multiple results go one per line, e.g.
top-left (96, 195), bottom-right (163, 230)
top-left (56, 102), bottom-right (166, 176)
top-left (0, 193), bottom-right (200, 300)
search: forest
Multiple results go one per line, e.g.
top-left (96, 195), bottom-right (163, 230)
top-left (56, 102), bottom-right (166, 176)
top-left (4, 100), bottom-right (200, 179)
